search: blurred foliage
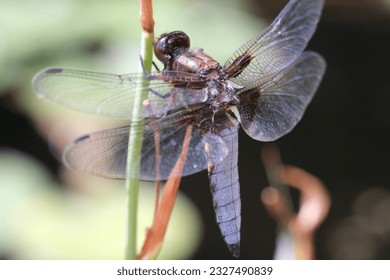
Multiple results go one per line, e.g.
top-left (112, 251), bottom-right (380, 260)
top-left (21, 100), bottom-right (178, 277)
top-left (0, 0), bottom-right (263, 91)
top-left (0, 149), bottom-right (202, 259)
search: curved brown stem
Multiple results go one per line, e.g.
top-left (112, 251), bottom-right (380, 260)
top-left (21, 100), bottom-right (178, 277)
top-left (261, 145), bottom-right (331, 259)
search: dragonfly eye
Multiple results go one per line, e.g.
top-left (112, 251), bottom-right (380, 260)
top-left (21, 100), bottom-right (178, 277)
top-left (154, 31), bottom-right (190, 63)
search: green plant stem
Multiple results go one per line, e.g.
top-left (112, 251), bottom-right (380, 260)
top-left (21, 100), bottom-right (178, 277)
top-left (125, 31), bottom-right (154, 260)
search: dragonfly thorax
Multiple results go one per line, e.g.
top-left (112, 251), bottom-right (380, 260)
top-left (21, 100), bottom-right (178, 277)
top-left (207, 78), bottom-right (239, 113)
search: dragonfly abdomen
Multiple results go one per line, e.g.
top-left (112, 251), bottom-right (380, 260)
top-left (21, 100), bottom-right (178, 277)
top-left (207, 126), bottom-right (241, 257)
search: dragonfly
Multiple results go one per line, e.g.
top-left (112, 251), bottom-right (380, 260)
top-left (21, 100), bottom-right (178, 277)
top-left (32, 0), bottom-right (326, 257)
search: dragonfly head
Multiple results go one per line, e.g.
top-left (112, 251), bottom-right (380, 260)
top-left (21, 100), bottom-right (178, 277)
top-left (154, 31), bottom-right (190, 64)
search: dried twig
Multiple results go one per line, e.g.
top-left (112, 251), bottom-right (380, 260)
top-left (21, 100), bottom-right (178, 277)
top-left (138, 126), bottom-right (193, 259)
top-left (261, 145), bottom-right (331, 259)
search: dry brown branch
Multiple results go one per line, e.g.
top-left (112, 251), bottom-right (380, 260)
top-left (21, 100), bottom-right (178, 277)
top-left (261, 145), bottom-right (331, 259)
top-left (140, 0), bottom-right (154, 34)
top-left (137, 125), bottom-right (193, 259)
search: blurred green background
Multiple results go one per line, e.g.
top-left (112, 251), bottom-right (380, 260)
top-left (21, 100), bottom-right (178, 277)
top-left (0, 0), bottom-right (389, 259)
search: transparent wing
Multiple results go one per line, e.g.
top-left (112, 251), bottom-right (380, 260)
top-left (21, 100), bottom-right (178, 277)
top-left (236, 51), bottom-right (326, 141)
top-left (32, 68), bottom-right (208, 119)
top-left (224, 0), bottom-right (324, 86)
top-left (63, 122), bottom-right (230, 180)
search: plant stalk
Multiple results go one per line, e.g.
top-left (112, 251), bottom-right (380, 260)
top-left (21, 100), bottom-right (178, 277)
top-left (125, 0), bottom-right (154, 260)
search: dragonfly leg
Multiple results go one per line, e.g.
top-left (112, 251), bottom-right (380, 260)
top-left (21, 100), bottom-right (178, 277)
top-left (138, 53), bottom-right (149, 77)
top-left (139, 53), bottom-right (161, 74)
top-left (148, 88), bottom-right (171, 99)
top-left (152, 61), bottom-right (161, 72)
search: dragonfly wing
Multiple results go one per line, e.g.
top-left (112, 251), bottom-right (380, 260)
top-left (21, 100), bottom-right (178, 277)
top-left (32, 68), bottom-right (208, 119)
top-left (63, 122), bottom-right (229, 180)
top-left (223, 0), bottom-right (324, 86)
top-left (63, 126), bottom-right (131, 178)
top-left (235, 51), bottom-right (326, 142)
top-left (140, 123), bottom-right (229, 181)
